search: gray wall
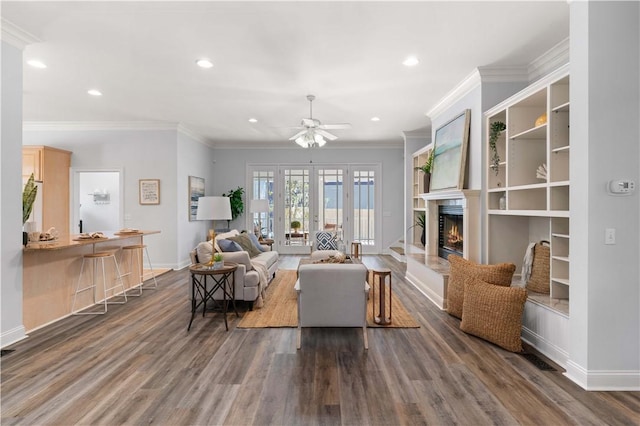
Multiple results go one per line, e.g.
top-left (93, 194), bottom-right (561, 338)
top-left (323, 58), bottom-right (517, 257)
top-left (569, 0), bottom-right (639, 387)
top-left (1, 41), bottom-right (26, 347)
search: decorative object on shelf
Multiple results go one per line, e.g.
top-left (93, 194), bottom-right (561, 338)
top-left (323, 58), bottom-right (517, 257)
top-left (536, 163), bottom-right (547, 180)
top-left (430, 109), bottom-right (471, 191)
top-left (535, 112), bottom-right (547, 127)
top-left (188, 176), bottom-right (205, 221)
top-left (499, 193), bottom-right (506, 210)
top-left (522, 240), bottom-right (550, 294)
top-left (290, 220), bottom-right (301, 232)
top-left (222, 187), bottom-right (244, 228)
top-left (489, 121), bottom-right (506, 175)
top-left (22, 173), bottom-right (38, 246)
top-left (139, 179), bottom-right (160, 205)
top-left (415, 149), bottom-right (434, 193)
top-left (408, 213), bottom-right (426, 246)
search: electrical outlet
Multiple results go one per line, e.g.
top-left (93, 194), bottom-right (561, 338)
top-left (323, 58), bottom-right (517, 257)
top-left (605, 228), bottom-right (616, 245)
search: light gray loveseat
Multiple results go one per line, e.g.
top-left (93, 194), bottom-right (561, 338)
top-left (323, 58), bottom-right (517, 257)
top-left (191, 230), bottom-right (278, 308)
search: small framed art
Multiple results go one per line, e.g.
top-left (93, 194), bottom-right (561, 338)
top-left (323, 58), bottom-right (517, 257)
top-left (139, 179), bottom-right (160, 205)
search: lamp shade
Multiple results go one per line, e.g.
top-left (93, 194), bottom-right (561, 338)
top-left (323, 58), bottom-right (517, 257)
top-left (196, 196), bottom-right (232, 221)
top-left (250, 199), bottom-right (269, 213)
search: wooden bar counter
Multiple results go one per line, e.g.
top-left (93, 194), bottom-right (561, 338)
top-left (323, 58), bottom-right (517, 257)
top-left (23, 231), bottom-right (160, 332)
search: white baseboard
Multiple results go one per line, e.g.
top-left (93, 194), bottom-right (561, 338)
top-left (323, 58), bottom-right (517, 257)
top-left (405, 270), bottom-right (444, 310)
top-left (1, 325), bottom-right (27, 349)
top-left (564, 361), bottom-right (640, 391)
top-left (521, 326), bottom-right (569, 369)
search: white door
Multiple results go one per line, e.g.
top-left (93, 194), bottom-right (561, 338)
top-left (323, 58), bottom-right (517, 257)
top-left (71, 169), bottom-right (123, 234)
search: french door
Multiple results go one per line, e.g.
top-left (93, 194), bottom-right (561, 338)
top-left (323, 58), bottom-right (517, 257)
top-left (248, 164), bottom-right (380, 254)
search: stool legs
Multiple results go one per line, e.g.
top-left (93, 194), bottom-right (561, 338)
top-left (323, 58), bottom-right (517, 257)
top-left (120, 245), bottom-right (158, 294)
top-left (72, 252), bottom-right (127, 315)
top-left (372, 268), bottom-right (392, 325)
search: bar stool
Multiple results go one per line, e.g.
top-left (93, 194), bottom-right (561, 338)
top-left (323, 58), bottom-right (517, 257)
top-left (120, 244), bottom-right (158, 295)
top-left (372, 268), bottom-right (392, 325)
top-left (350, 241), bottom-right (362, 259)
top-left (72, 251), bottom-right (127, 315)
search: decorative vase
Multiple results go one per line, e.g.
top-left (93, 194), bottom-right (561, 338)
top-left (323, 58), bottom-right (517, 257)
top-left (423, 173), bottom-right (431, 193)
top-left (421, 228), bottom-right (426, 246)
top-left (212, 260), bottom-right (224, 270)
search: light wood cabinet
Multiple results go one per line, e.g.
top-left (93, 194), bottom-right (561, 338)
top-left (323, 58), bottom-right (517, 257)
top-left (485, 65), bottom-right (570, 314)
top-left (22, 146), bottom-right (72, 237)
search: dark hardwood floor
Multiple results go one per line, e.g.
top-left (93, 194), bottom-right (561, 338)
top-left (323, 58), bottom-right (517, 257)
top-left (2, 255), bottom-right (638, 425)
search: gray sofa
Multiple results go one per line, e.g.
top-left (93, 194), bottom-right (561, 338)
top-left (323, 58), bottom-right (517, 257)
top-left (191, 230), bottom-right (278, 308)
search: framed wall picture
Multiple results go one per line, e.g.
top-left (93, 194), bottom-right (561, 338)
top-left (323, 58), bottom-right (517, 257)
top-left (189, 176), bottom-right (205, 221)
top-left (429, 109), bottom-right (471, 192)
top-left (139, 179), bottom-right (160, 205)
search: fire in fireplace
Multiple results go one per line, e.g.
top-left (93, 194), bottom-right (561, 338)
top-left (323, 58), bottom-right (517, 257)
top-left (438, 205), bottom-right (463, 259)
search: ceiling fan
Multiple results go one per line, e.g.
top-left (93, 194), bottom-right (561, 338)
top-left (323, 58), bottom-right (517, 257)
top-left (289, 95), bottom-right (351, 148)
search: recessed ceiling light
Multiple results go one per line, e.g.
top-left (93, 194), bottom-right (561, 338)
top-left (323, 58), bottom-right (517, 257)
top-left (371, 117), bottom-right (380, 122)
top-left (196, 58), bottom-right (213, 68)
top-left (27, 59), bottom-right (47, 69)
top-left (248, 118), bottom-right (258, 123)
top-left (87, 89), bottom-right (102, 96)
top-left (402, 56), bottom-right (419, 67)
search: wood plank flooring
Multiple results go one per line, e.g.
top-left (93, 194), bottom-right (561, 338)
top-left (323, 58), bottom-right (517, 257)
top-left (2, 255), bottom-right (639, 425)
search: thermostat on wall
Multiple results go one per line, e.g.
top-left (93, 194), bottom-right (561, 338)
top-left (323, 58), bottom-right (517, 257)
top-left (607, 179), bottom-right (636, 195)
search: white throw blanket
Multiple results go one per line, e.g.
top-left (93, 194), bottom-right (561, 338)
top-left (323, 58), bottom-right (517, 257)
top-left (521, 242), bottom-right (537, 285)
top-left (250, 259), bottom-right (269, 308)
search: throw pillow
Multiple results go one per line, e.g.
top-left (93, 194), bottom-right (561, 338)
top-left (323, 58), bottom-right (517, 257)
top-left (196, 241), bottom-right (214, 264)
top-left (218, 239), bottom-right (242, 252)
top-left (228, 234), bottom-right (262, 258)
top-left (446, 255), bottom-right (516, 319)
top-left (246, 232), bottom-right (266, 252)
top-left (460, 276), bottom-right (527, 353)
top-left (316, 231), bottom-right (337, 250)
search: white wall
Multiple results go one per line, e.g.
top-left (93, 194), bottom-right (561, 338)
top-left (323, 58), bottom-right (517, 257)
top-left (568, 0), bottom-right (640, 390)
top-left (211, 145), bottom-right (405, 251)
top-left (1, 41), bottom-right (27, 347)
top-left (23, 129), bottom-right (180, 269)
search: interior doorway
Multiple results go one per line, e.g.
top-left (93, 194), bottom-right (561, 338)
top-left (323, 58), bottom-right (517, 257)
top-left (71, 169), bottom-right (123, 234)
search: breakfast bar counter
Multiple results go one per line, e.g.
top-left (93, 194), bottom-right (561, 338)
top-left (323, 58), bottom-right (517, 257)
top-left (23, 230), bottom-right (160, 332)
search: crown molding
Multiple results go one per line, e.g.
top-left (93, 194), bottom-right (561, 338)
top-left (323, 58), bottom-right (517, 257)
top-left (211, 139), bottom-right (403, 150)
top-left (528, 37), bottom-right (570, 83)
top-left (476, 65), bottom-right (529, 83)
top-left (23, 121), bottom-right (181, 132)
top-left (177, 124), bottom-right (210, 146)
top-left (1, 18), bottom-right (41, 49)
top-left (426, 68), bottom-right (482, 120)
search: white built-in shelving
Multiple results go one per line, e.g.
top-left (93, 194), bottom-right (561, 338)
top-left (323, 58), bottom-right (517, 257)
top-left (485, 65), bottom-right (570, 314)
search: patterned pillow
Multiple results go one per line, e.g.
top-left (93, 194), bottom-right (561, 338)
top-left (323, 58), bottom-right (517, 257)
top-left (446, 255), bottom-right (516, 319)
top-left (460, 276), bottom-right (527, 353)
top-left (315, 231), bottom-right (337, 250)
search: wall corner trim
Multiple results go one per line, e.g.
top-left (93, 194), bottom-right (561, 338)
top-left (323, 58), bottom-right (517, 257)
top-left (1, 18), bottom-right (41, 49)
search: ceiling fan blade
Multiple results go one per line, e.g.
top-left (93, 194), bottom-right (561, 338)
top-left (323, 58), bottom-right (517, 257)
top-left (315, 129), bottom-right (338, 141)
top-left (301, 118), bottom-right (320, 128)
top-left (288, 129), bottom-right (307, 141)
top-left (319, 123), bottom-right (352, 130)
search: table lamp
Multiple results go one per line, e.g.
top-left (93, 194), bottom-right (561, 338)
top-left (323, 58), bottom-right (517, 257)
top-left (196, 196), bottom-right (232, 247)
top-left (250, 199), bottom-right (269, 240)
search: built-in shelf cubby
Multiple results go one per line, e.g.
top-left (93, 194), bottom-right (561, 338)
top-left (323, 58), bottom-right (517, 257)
top-left (485, 65), bottom-right (570, 314)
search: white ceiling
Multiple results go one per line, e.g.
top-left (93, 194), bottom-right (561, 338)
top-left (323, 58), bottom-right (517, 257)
top-left (2, 1), bottom-right (570, 148)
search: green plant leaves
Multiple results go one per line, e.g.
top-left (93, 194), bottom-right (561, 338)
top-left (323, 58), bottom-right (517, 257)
top-left (22, 173), bottom-right (38, 225)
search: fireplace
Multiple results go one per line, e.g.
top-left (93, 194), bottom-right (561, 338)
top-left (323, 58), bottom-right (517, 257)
top-left (438, 205), bottom-right (463, 259)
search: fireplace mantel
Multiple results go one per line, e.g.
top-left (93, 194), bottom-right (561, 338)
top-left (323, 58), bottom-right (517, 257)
top-left (420, 189), bottom-right (481, 263)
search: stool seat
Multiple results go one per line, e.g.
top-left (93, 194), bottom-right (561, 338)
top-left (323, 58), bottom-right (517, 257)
top-left (83, 252), bottom-right (114, 258)
top-left (122, 244), bottom-right (146, 250)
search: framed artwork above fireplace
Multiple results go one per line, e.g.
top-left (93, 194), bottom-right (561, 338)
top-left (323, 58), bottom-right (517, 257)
top-left (430, 109), bottom-right (471, 192)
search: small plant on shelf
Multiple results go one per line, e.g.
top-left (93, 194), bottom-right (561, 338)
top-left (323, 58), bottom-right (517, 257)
top-left (290, 220), bottom-right (301, 232)
top-left (489, 121), bottom-right (506, 175)
top-left (415, 149), bottom-right (434, 175)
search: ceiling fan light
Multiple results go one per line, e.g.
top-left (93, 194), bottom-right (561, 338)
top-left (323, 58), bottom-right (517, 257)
top-left (295, 136), bottom-right (308, 148)
top-left (314, 134), bottom-right (324, 143)
top-left (316, 138), bottom-right (327, 147)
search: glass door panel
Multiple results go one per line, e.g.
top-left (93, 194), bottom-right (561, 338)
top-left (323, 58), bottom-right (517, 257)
top-left (352, 166), bottom-right (379, 253)
top-left (284, 168), bottom-right (311, 249)
top-left (251, 170), bottom-right (274, 238)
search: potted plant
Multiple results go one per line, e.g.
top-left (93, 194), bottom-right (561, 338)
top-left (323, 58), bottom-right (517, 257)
top-left (415, 149), bottom-right (434, 193)
top-left (290, 220), bottom-right (301, 233)
top-left (416, 213), bottom-right (426, 246)
top-left (489, 121), bottom-right (506, 175)
top-left (22, 173), bottom-right (38, 245)
top-left (222, 186), bottom-right (244, 228)
top-left (211, 253), bottom-right (224, 270)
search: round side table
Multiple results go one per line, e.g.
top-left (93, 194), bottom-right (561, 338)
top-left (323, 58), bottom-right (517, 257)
top-left (188, 262), bottom-right (239, 331)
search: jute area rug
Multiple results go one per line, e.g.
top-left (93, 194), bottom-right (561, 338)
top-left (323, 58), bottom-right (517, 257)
top-left (237, 269), bottom-right (419, 328)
